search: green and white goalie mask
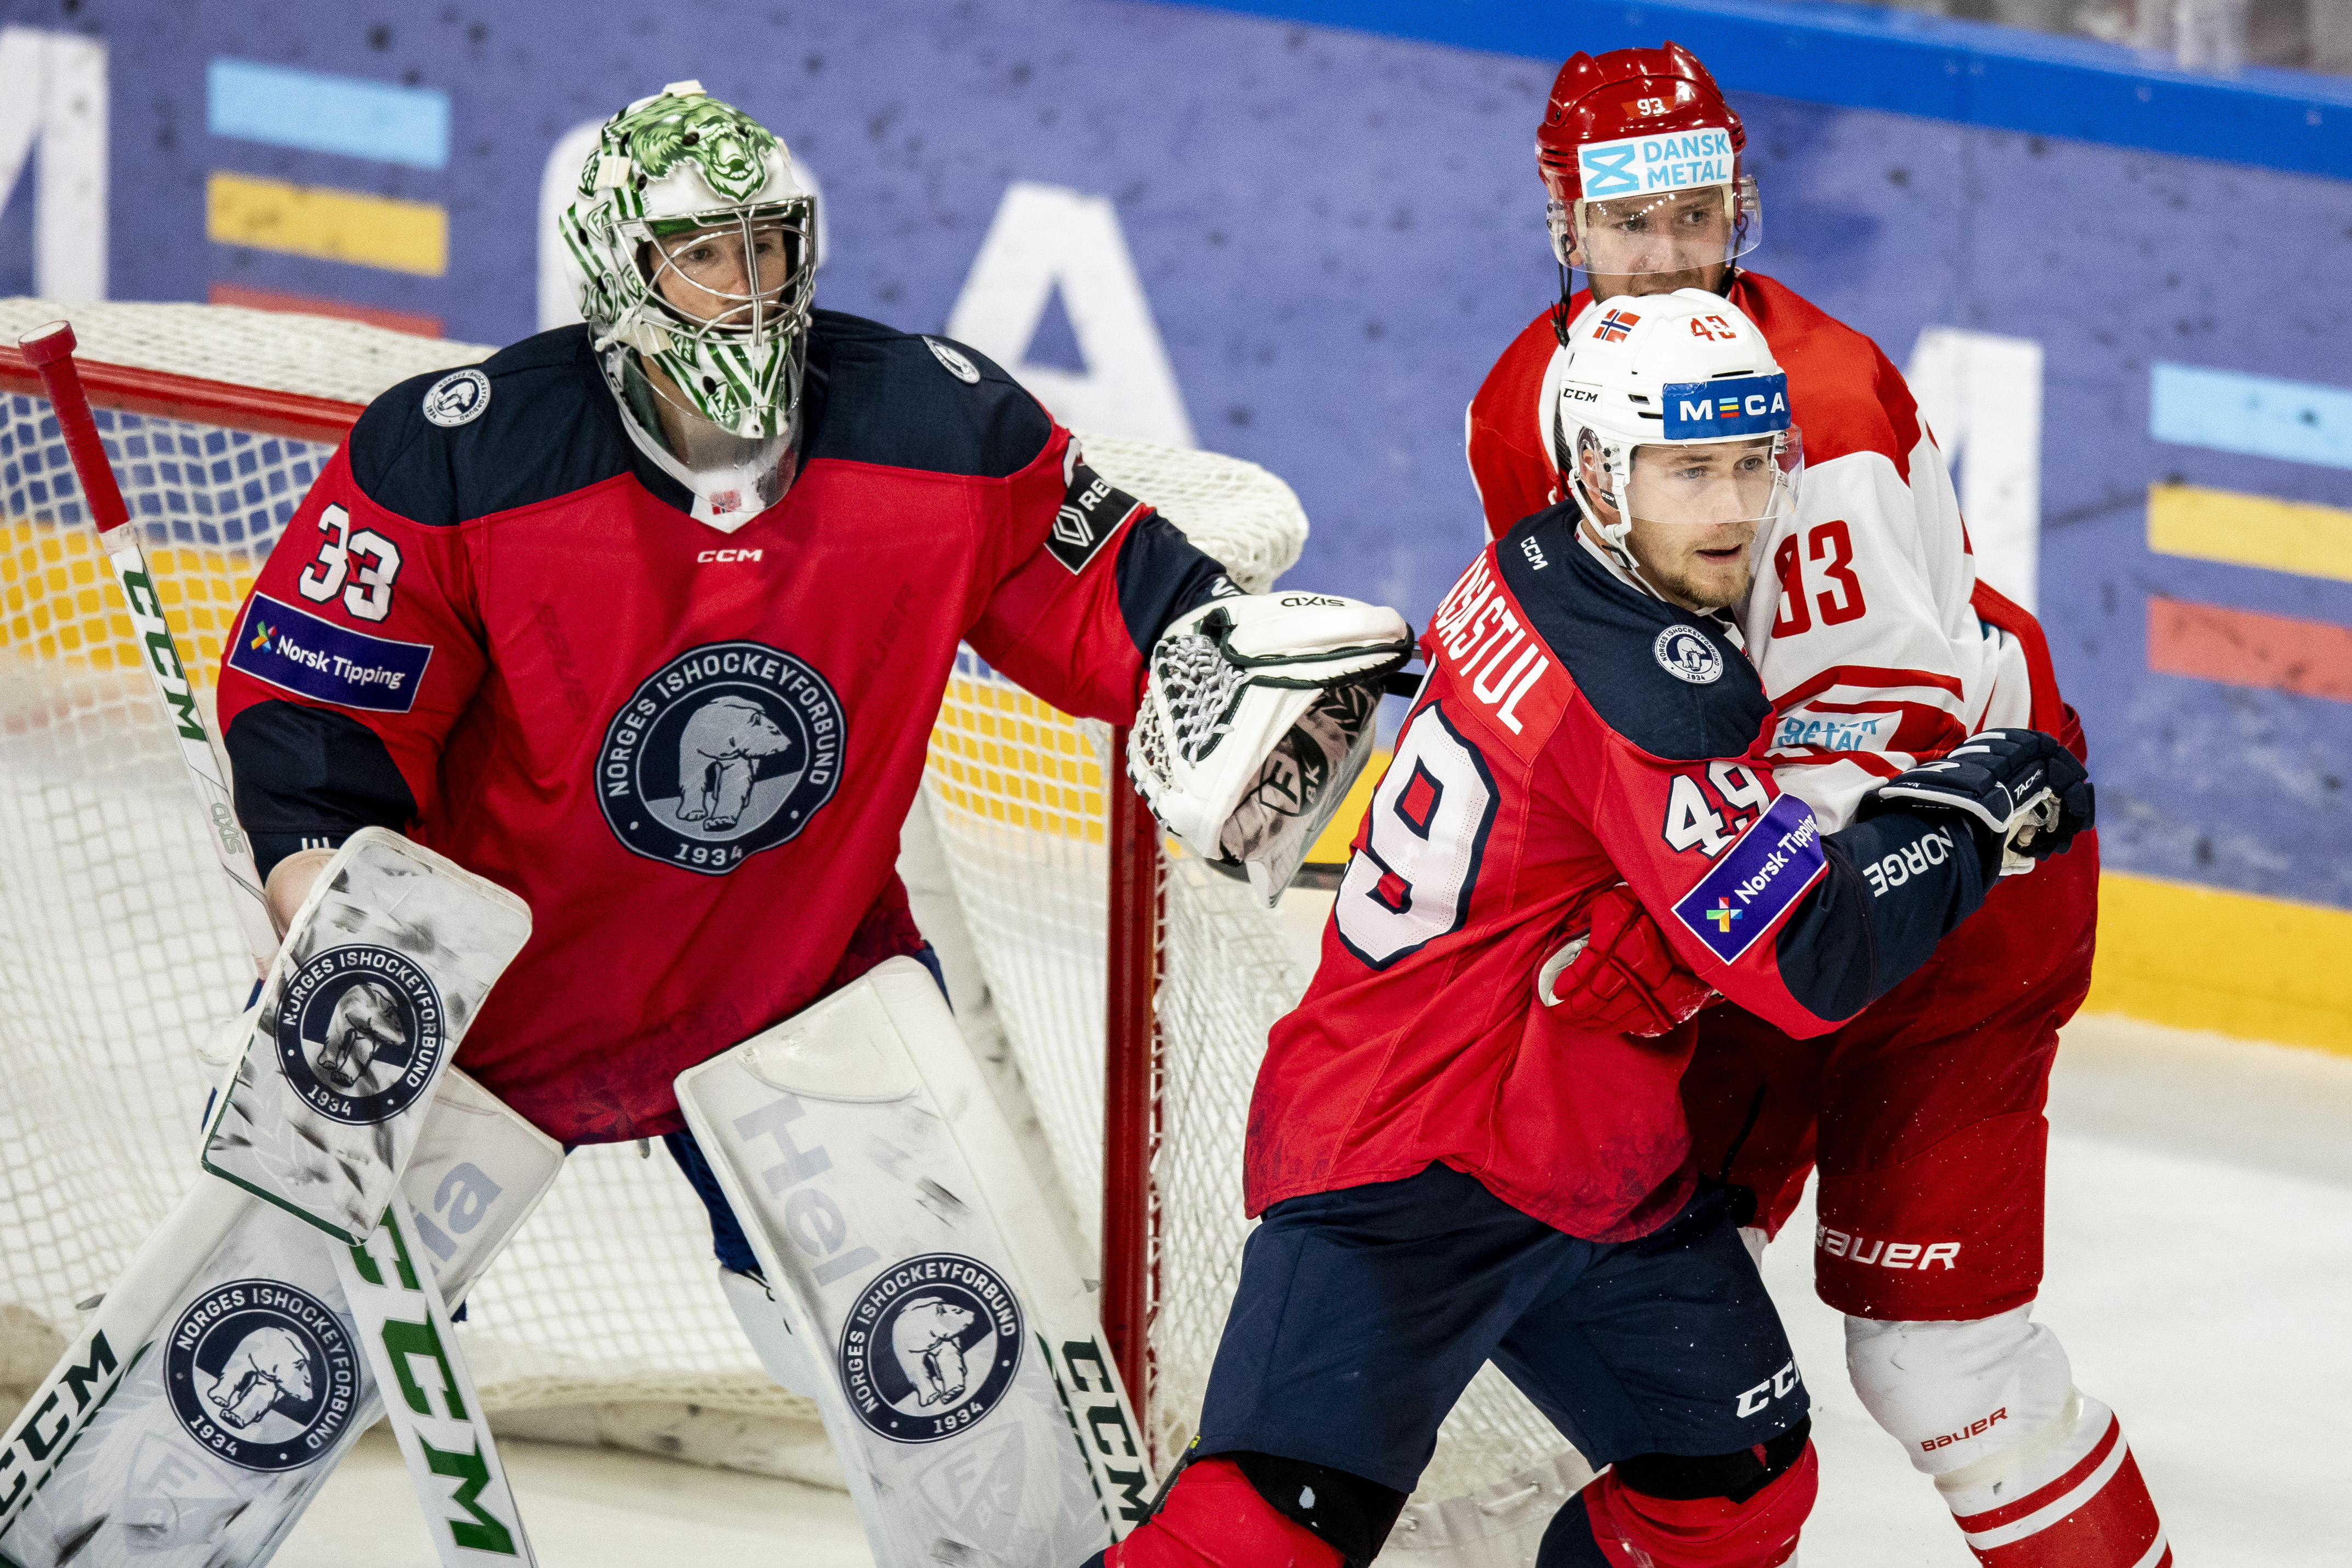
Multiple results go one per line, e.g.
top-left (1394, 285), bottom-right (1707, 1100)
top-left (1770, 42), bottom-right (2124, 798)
top-left (1545, 287), bottom-right (1801, 572)
top-left (563, 81), bottom-right (817, 531)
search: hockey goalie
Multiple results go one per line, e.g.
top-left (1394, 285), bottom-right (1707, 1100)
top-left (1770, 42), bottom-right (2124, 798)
top-left (0, 82), bottom-right (1406, 1568)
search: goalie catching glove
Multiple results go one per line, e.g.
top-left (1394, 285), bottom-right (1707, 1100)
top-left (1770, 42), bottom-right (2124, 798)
top-left (1128, 592), bottom-right (1413, 905)
top-left (1860, 728), bottom-right (2094, 878)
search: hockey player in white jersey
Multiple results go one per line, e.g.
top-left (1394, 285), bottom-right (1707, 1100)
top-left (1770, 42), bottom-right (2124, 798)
top-left (1466, 42), bottom-right (2168, 1568)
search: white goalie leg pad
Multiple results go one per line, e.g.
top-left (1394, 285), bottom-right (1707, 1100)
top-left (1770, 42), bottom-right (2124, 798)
top-left (676, 957), bottom-right (1155, 1568)
top-left (0, 1070), bottom-right (561, 1568)
top-left (202, 826), bottom-right (534, 1244)
top-left (718, 1266), bottom-right (822, 1399)
top-left (1129, 592), bottom-right (1410, 905)
top-left (1847, 1309), bottom-right (2167, 1564)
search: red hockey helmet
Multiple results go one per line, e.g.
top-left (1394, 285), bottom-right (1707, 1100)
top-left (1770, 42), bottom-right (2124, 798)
top-left (1534, 43), bottom-right (1761, 283)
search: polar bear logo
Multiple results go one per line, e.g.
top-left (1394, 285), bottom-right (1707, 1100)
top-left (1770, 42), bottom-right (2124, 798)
top-left (891, 1297), bottom-right (978, 1407)
top-left (206, 1325), bottom-right (315, 1430)
top-left (310, 979), bottom-right (407, 1092)
top-left (676, 695), bottom-right (796, 833)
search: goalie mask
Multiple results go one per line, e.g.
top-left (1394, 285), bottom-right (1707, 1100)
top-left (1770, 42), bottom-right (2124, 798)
top-left (1546, 288), bottom-right (1802, 575)
top-left (562, 82), bottom-right (817, 530)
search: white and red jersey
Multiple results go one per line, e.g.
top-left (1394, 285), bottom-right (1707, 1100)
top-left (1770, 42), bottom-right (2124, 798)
top-left (1466, 274), bottom-right (2065, 828)
top-left (218, 312), bottom-right (1229, 1145)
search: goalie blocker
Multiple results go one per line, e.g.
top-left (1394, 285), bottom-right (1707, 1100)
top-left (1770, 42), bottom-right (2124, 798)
top-left (3, 829), bottom-right (543, 1567)
top-left (676, 957), bottom-right (1153, 1568)
top-left (202, 828), bottom-right (533, 1245)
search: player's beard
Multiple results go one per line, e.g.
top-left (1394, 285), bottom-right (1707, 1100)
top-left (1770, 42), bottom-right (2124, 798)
top-left (1580, 261), bottom-right (1733, 304)
top-left (1650, 550), bottom-right (1753, 614)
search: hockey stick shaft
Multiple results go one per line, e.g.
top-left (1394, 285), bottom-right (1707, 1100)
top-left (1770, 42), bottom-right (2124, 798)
top-left (13, 326), bottom-right (537, 1565)
top-left (18, 319), bottom-right (277, 971)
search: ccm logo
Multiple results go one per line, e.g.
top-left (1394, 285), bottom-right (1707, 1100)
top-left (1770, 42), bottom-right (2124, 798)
top-left (1922, 1407), bottom-right (2007, 1454)
top-left (697, 548), bottom-right (764, 563)
top-left (1816, 1227), bottom-right (1961, 1270)
top-left (1735, 1359), bottom-right (1802, 1418)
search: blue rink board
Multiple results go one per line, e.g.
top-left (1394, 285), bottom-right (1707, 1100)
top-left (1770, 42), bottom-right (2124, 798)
top-left (2, 0), bottom-right (2349, 907)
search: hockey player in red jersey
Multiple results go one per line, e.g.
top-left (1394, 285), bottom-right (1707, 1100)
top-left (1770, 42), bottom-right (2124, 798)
top-left (213, 83), bottom-right (1407, 1548)
top-left (1100, 291), bottom-right (2093, 1568)
top-left (1465, 45), bottom-right (2168, 1566)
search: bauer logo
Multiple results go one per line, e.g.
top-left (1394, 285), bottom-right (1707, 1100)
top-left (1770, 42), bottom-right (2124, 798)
top-left (1662, 373), bottom-right (1790, 440)
top-left (597, 640), bottom-right (846, 875)
top-left (165, 1279), bottom-right (359, 1472)
top-left (1671, 794), bottom-right (1827, 964)
top-left (1048, 461), bottom-right (1147, 574)
top-left (273, 945), bottom-right (447, 1125)
top-left (228, 593), bottom-right (433, 714)
top-left (839, 1253), bottom-right (1022, 1444)
top-left (1575, 128), bottom-right (1734, 198)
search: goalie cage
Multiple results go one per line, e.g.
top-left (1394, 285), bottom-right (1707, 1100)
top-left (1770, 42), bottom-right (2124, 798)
top-left (0, 299), bottom-right (1590, 1559)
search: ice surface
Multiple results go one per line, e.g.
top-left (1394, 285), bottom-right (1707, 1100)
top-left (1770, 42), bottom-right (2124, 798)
top-left (276, 1012), bottom-right (2352, 1566)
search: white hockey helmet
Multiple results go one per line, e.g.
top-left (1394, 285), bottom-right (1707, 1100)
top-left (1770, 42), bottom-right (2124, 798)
top-left (1545, 287), bottom-right (1801, 563)
top-left (561, 82), bottom-right (817, 529)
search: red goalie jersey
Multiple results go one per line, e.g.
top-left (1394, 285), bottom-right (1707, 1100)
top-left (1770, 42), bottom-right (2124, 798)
top-left (1467, 275), bottom-right (2069, 823)
top-left (217, 313), bottom-right (1228, 1144)
top-left (1245, 511), bottom-right (1998, 1242)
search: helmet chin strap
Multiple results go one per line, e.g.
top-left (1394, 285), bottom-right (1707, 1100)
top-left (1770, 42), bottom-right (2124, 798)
top-left (1568, 467), bottom-right (1680, 606)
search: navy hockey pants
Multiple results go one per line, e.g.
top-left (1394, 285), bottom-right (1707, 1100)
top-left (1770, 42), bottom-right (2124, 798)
top-left (1194, 1162), bottom-right (1808, 1494)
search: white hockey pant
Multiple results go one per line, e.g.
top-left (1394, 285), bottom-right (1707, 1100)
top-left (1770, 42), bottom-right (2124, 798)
top-left (1846, 1307), bottom-right (2168, 1566)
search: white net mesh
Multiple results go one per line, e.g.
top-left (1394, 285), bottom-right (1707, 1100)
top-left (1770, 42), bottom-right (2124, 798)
top-left (0, 300), bottom-right (1571, 1510)
top-left (927, 443), bottom-right (1575, 1505)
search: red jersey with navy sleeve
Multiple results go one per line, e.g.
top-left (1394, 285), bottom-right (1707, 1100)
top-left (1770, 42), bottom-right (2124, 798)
top-left (218, 312), bottom-right (1227, 1144)
top-left (1244, 509), bottom-right (1994, 1241)
top-left (1466, 274), bottom-right (2065, 830)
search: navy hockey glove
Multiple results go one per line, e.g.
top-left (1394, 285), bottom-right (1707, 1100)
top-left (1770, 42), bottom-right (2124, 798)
top-left (1863, 729), bottom-right (2093, 877)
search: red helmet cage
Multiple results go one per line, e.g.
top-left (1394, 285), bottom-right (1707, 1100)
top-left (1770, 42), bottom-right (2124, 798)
top-left (1535, 42), bottom-right (1746, 209)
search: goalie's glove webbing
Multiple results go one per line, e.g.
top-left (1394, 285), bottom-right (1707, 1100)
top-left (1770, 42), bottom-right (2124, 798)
top-left (1861, 728), bottom-right (2094, 878)
top-left (1129, 592), bottom-right (1412, 904)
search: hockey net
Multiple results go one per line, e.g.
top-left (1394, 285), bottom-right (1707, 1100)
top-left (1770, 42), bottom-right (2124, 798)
top-left (0, 300), bottom-right (1575, 1510)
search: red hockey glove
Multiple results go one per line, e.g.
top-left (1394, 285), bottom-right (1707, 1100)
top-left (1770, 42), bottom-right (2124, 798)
top-left (1535, 883), bottom-right (1716, 1037)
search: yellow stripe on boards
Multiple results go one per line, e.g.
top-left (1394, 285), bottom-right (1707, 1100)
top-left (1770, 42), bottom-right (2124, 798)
top-left (2145, 483), bottom-right (2352, 584)
top-left (2, 518), bottom-right (260, 695)
top-left (2083, 871), bottom-right (2352, 1057)
top-left (207, 172), bottom-right (448, 277)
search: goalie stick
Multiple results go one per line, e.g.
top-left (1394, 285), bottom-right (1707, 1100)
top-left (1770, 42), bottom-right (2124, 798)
top-left (9, 323), bottom-right (538, 1567)
top-left (18, 321), bottom-right (278, 972)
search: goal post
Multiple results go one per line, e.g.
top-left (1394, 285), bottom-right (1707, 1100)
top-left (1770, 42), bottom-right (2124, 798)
top-left (1102, 724), bottom-right (1161, 1405)
top-left (0, 300), bottom-right (1588, 1537)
